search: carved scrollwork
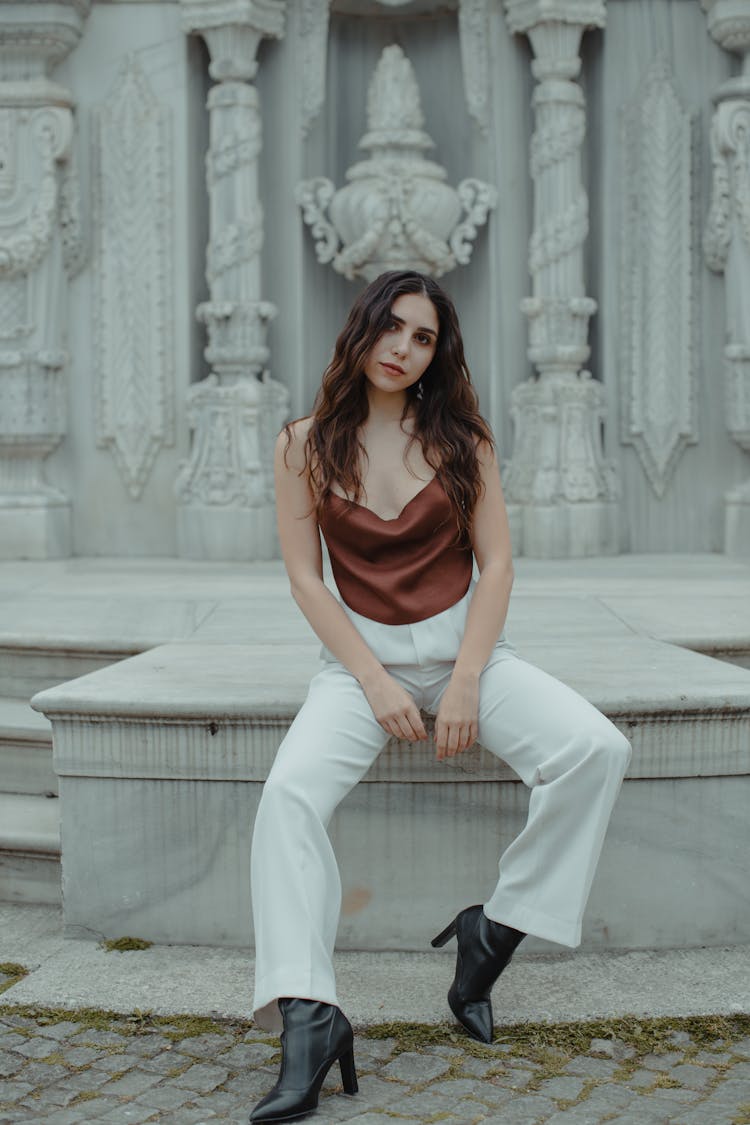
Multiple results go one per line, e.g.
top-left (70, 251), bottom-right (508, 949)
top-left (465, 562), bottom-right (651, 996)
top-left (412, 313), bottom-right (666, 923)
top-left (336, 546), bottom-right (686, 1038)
top-left (451, 179), bottom-right (499, 265)
top-left (295, 178), bottom-right (338, 263)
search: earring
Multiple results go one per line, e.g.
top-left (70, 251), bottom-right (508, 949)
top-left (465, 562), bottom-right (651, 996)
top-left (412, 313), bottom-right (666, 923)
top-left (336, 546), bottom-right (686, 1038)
top-left (416, 380), bottom-right (424, 401)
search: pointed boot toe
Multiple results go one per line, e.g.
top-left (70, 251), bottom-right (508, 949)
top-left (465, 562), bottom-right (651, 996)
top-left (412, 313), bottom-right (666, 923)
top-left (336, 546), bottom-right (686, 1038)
top-left (447, 984), bottom-right (493, 1044)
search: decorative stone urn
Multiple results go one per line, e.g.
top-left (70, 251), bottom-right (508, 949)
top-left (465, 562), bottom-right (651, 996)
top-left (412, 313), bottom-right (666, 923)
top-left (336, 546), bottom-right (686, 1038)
top-left (296, 44), bottom-right (496, 282)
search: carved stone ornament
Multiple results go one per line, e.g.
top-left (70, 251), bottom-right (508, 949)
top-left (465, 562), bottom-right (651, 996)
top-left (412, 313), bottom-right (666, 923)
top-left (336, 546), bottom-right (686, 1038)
top-left (296, 44), bottom-right (496, 281)
top-left (297, 0), bottom-right (330, 138)
top-left (92, 54), bottom-right (175, 501)
top-left (175, 372), bottom-right (287, 508)
top-left (702, 0), bottom-right (750, 552)
top-left (458, 0), bottom-right (491, 132)
top-left (620, 57), bottom-right (697, 499)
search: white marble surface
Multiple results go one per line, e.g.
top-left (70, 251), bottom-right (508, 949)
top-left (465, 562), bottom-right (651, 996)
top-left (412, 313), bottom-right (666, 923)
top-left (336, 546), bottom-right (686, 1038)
top-left (53, 773), bottom-right (750, 953)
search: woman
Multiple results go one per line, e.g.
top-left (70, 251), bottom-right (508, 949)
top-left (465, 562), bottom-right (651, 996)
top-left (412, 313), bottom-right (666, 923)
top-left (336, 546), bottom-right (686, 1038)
top-left (249, 270), bottom-right (631, 1123)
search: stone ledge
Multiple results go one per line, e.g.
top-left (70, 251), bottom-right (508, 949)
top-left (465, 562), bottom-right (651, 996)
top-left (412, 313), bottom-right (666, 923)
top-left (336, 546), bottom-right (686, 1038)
top-left (30, 638), bottom-right (750, 781)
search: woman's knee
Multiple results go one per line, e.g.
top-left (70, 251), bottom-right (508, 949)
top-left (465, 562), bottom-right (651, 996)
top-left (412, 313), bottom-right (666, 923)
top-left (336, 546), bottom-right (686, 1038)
top-left (585, 720), bottom-right (631, 781)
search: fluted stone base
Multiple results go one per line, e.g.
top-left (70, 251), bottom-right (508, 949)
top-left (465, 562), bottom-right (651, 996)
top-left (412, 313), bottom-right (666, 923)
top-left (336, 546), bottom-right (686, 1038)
top-left (176, 504), bottom-right (278, 562)
top-left (0, 500), bottom-right (71, 560)
top-left (511, 500), bottom-right (620, 559)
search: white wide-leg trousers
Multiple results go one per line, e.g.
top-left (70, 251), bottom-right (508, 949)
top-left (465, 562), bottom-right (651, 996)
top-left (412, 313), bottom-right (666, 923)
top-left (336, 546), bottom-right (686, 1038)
top-left (251, 587), bottom-right (631, 1031)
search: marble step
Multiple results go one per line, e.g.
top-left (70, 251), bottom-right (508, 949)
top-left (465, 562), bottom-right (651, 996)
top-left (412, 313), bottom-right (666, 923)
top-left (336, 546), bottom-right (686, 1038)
top-left (0, 793), bottom-right (61, 906)
top-left (0, 698), bottom-right (55, 796)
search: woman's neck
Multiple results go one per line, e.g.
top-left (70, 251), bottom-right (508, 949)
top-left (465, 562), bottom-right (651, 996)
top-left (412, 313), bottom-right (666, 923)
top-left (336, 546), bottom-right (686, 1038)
top-left (365, 385), bottom-right (408, 424)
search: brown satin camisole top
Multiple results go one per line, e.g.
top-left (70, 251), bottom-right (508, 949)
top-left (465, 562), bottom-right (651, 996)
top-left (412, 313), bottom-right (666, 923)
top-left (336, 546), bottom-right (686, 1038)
top-left (318, 475), bottom-right (473, 626)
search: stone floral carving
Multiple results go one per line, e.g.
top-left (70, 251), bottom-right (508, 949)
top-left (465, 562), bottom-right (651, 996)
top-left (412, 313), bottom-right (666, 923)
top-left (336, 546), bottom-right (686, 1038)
top-left (296, 44), bottom-right (496, 281)
top-left (501, 0), bottom-right (618, 558)
top-left (93, 54), bottom-right (175, 501)
top-left (620, 57), bottom-right (697, 499)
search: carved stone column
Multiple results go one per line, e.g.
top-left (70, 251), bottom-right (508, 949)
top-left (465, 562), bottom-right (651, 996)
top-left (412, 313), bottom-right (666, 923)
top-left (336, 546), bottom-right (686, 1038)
top-left (176, 0), bottom-right (289, 561)
top-left (0, 1), bottom-right (88, 559)
top-left (502, 0), bottom-right (618, 557)
top-left (703, 0), bottom-right (750, 555)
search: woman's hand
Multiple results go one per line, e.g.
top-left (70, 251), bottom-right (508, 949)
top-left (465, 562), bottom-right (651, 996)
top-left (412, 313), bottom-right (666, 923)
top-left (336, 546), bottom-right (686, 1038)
top-left (435, 671), bottom-right (479, 760)
top-left (361, 669), bottom-right (427, 743)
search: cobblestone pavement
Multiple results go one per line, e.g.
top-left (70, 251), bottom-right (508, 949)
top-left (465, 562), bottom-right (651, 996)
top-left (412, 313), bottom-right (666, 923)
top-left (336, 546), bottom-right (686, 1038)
top-left (0, 999), bottom-right (749, 1125)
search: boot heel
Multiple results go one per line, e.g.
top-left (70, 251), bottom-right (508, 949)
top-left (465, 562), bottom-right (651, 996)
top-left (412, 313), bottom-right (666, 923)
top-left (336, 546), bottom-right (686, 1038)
top-left (431, 917), bottom-right (457, 948)
top-left (339, 1048), bottom-right (358, 1095)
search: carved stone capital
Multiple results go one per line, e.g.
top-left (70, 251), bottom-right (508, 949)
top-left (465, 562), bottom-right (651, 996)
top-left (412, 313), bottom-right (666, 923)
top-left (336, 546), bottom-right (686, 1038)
top-left (0, 1), bottom-right (90, 76)
top-left (504, 0), bottom-right (605, 38)
top-left (520, 295), bottom-right (596, 373)
top-left (197, 298), bottom-right (277, 376)
top-left (180, 0), bottom-right (285, 80)
top-left (702, 0), bottom-right (750, 57)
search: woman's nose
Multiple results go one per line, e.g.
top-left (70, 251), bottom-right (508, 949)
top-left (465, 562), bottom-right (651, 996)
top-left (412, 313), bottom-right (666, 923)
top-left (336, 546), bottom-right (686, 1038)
top-left (392, 336), bottom-right (408, 357)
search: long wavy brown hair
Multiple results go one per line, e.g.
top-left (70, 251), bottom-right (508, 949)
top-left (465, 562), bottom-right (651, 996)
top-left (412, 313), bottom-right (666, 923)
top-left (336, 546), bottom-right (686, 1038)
top-left (288, 270), bottom-right (494, 544)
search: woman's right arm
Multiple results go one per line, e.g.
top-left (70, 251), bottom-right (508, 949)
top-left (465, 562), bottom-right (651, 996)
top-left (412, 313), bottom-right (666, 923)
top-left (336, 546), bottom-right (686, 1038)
top-left (275, 423), bottom-right (426, 743)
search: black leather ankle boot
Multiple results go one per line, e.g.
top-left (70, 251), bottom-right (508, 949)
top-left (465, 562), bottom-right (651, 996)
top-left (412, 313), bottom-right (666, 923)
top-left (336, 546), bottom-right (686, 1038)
top-left (249, 998), bottom-right (358, 1123)
top-left (432, 905), bottom-right (525, 1043)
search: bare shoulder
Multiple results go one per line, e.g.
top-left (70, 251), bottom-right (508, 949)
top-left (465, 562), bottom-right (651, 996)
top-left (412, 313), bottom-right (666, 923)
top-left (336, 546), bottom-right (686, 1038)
top-left (275, 416), bottom-right (314, 475)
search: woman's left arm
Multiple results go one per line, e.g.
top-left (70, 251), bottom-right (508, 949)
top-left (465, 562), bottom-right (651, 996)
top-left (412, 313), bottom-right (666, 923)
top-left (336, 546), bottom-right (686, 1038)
top-left (434, 441), bottom-right (514, 760)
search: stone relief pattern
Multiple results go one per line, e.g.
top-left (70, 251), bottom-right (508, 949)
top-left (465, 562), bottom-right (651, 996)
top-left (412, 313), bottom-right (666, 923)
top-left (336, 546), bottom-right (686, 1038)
top-left (705, 101), bottom-right (750, 269)
top-left (93, 54), bottom-right (175, 501)
top-left (458, 0), bottom-right (491, 132)
top-left (298, 0), bottom-right (330, 138)
top-left (620, 58), bottom-right (697, 499)
top-left (59, 144), bottom-right (86, 278)
top-left (0, 277), bottom-right (31, 342)
top-left (0, 108), bottom-right (63, 279)
top-left (705, 99), bottom-right (750, 458)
